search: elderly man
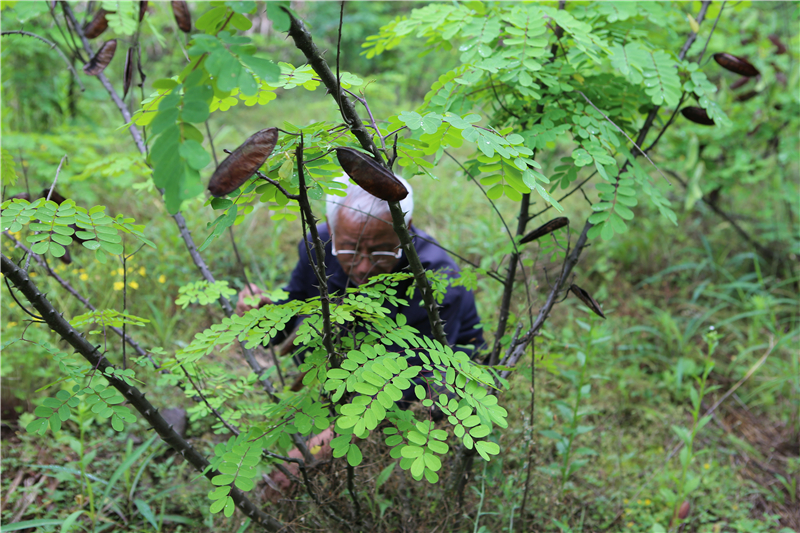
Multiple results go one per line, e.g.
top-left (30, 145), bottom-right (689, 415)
top-left (236, 175), bottom-right (485, 401)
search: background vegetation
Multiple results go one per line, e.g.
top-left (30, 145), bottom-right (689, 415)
top-left (1, 1), bottom-right (798, 532)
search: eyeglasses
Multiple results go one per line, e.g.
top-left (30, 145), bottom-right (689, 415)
top-left (331, 240), bottom-right (402, 266)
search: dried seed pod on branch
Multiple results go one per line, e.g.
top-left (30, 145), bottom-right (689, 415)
top-left (208, 128), bottom-right (279, 197)
top-left (83, 40), bottom-right (117, 76)
top-left (335, 147), bottom-right (408, 202)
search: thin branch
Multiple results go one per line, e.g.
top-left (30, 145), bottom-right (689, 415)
top-left (3, 232), bottom-right (157, 366)
top-left (444, 151), bottom-right (517, 250)
top-left (697, 1), bottom-right (725, 62)
top-left (347, 462), bottom-right (362, 522)
top-left (25, 155), bottom-right (67, 272)
top-left (1, 31), bottom-right (85, 91)
top-left (577, 91), bottom-right (670, 184)
top-left (180, 364), bottom-right (239, 435)
top-left (530, 170), bottom-right (598, 221)
top-left (283, 7), bottom-right (381, 162)
top-left (0, 254), bottom-right (289, 533)
top-left (665, 169), bottom-right (775, 261)
top-left (255, 170), bottom-right (299, 200)
top-left (295, 133), bottom-right (336, 360)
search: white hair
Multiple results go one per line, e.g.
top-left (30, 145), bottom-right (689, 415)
top-left (325, 174), bottom-right (414, 231)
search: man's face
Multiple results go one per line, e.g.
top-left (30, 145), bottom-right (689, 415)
top-left (332, 209), bottom-right (402, 286)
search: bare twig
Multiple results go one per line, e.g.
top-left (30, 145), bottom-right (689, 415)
top-left (25, 155), bottom-right (68, 272)
top-left (3, 232), bottom-right (157, 366)
top-left (1, 31), bottom-right (85, 91)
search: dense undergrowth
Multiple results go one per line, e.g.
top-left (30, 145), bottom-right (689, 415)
top-left (2, 2), bottom-right (799, 532)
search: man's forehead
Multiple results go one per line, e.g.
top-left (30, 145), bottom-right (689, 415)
top-left (335, 210), bottom-right (395, 242)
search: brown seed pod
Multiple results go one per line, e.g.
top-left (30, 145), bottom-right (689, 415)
top-left (335, 148), bottom-right (408, 202)
top-left (570, 284), bottom-right (606, 319)
top-left (713, 52), bottom-right (760, 77)
top-left (41, 189), bottom-right (67, 204)
top-left (123, 47), bottom-right (134, 99)
top-left (83, 40), bottom-right (117, 76)
top-left (208, 128), bottom-right (279, 197)
top-left (768, 34), bottom-right (787, 55)
top-left (729, 76), bottom-right (751, 90)
top-left (678, 500), bottom-right (691, 520)
top-left (84, 9), bottom-right (109, 39)
top-left (171, 1), bottom-right (192, 33)
top-left (681, 107), bottom-right (715, 126)
top-left (520, 217), bottom-right (569, 244)
top-left (10, 192), bottom-right (31, 201)
top-left (139, 1), bottom-right (149, 22)
top-left (734, 90), bottom-right (758, 103)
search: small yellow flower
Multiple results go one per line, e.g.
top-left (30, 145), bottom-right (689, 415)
top-left (7, 322), bottom-right (17, 328)
top-left (117, 268), bottom-right (125, 276)
top-left (129, 281), bottom-right (139, 290)
top-left (623, 499), bottom-right (629, 504)
top-left (29, 272), bottom-right (37, 277)
top-left (636, 499), bottom-right (642, 505)
top-left (644, 499), bottom-right (651, 506)
top-left (113, 281), bottom-right (124, 291)
top-left (626, 523), bottom-right (633, 528)
top-left (79, 273), bottom-right (88, 281)
top-left (703, 463), bottom-right (710, 470)
top-left (732, 504), bottom-right (738, 511)
top-left (79, 268), bottom-right (85, 273)
top-left (158, 275), bottom-right (166, 284)
top-left (138, 266), bottom-right (146, 276)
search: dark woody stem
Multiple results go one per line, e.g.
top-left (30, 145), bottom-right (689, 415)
top-left (284, 7), bottom-right (449, 347)
top-left (0, 254), bottom-right (288, 533)
top-left (295, 134), bottom-right (337, 359)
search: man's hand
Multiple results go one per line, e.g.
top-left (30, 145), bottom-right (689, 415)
top-left (235, 283), bottom-right (272, 316)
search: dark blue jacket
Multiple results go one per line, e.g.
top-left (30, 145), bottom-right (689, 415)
top-left (282, 223), bottom-right (485, 366)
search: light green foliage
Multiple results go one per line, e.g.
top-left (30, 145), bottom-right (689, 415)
top-left (1, 147), bottom-right (18, 186)
top-left (101, 1), bottom-right (138, 36)
top-left (70, 309), bottom-right (150, 330)
top-left (0, 198), bottom-right (154, 263)
top-left (207, 430), bottom-right (265, 517)
top-left (25, 342), bottom-right (137, 436)
top-left (175, 280), bottom-right (237, 309)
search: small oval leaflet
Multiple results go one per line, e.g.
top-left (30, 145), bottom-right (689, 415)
top-left (335, 147), bottom-right (408, 202)
top-left (171, 1), bottom-right (192, 33)
top-left (570, 284), bottom-right (606, 319)
top-left (713, 52), bottom-right (759, 78)
top-left (520, 217), bottom-right (568, 244)
top-left (123, 47), bottom-right (134, 99)
top-left (84, 9), bottom-right (109, 39)
top-left (680, 106), bottom-right (714, 126)
top-left (83, 40), bottom-right (117, 77)
top-left (208, 128), bottom-right (279, 197)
